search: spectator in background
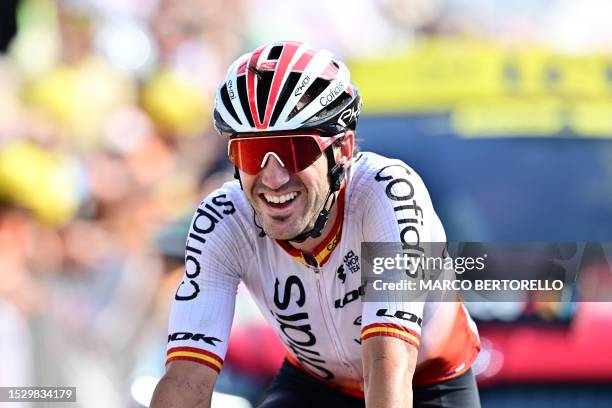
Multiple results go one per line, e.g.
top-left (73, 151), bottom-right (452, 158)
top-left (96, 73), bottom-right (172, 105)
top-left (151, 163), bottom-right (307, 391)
top-left (0, 0), bottom-right (19, 52)
top-left (0, 0), bottom-right (243, 405)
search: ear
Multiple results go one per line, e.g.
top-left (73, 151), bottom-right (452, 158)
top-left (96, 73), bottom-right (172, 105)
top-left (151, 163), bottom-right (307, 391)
top-left (335, 130), bottom-right (355, 168)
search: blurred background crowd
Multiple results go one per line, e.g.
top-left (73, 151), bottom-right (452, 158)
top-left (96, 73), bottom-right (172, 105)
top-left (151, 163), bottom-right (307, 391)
top-left (1, 0), bottom-right (612, 407)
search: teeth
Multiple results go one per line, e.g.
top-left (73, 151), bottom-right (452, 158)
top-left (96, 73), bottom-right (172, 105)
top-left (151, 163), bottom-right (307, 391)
top-left (264, 192), bottom-right (297, 204)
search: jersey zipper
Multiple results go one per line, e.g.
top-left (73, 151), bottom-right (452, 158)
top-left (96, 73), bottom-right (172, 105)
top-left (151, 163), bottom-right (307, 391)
top-left (311, 263), bottom-right (359, 378)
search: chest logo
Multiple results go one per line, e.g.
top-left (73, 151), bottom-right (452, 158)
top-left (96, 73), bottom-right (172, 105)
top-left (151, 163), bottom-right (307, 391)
top-left (336, 250), bottom-right (360, 283)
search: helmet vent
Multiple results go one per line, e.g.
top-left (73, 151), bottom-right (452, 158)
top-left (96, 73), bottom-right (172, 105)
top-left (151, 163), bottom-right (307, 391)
top-left (288, 77), bottom-right (329, 121)
top-left (268, 45), bottom-right (283, 60)
top-left (309, 91), bottom-right (351, 123)
top-left (237, 75), bottom-right (255, 127)
top-left (256, 70), bottom-right (274, 124)
top-left (220, 84), bottom-right (242, 125)
top-left (269, 72), bottom-right (301, 127)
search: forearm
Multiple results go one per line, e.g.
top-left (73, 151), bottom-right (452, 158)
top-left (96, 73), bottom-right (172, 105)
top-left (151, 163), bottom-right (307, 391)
top-left (364, 356), bottom-right (414, 407)
top-left (150, 374), bottom-right (214, 408)
top-left (362, 336), bottom-right (417, 408)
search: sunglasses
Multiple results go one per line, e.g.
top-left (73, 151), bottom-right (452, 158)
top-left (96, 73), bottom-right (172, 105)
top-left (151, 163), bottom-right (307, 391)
top-left (228, 133), bottom-right (343, 175)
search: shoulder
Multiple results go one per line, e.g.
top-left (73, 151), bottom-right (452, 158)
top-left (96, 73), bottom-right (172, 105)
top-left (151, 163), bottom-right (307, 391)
top-left (347, 152), bottom-right (434, 212)
top-left (185, 180), bottom-right (256, 263)
top-left (345, 152), bottom-right (445, 242)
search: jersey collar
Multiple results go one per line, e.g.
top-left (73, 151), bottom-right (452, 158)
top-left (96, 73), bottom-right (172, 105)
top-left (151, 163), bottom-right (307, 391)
top-left (276, 185), bottom-right (346, 268)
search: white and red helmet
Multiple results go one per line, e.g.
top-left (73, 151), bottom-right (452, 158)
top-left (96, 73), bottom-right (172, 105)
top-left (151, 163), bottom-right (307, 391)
top-left (213, 41), bottom-right (361, 136)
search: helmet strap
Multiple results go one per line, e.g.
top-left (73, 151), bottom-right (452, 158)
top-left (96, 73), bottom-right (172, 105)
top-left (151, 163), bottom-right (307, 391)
top-left (234, 166), bottom-right (243, 190)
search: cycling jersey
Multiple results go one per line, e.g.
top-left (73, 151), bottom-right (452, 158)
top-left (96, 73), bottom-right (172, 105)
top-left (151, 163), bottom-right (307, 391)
top-left (166, 152), bottom-right (480, 398)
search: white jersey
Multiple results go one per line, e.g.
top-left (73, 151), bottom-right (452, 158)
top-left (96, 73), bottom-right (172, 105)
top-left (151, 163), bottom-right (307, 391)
top-left (166, 152), bottom-right (479, 398)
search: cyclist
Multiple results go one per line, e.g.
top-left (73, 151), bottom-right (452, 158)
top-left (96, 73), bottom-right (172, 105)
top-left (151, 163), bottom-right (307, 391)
top-left (151, 41), bottom-right (480, 408)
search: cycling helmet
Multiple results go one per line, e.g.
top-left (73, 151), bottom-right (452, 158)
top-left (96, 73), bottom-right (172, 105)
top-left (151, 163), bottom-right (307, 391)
top-left (213, 41), bottom-right (361, 136)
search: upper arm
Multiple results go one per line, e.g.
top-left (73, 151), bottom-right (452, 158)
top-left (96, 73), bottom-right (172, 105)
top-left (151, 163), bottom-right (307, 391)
top-left (360, 161), bottom-right (445, 357)
top-left (166, 190), bottom-right (243, 376)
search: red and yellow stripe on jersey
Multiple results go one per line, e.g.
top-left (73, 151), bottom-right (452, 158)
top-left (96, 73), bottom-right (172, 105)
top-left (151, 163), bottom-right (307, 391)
top-left (361, 323), bottom-right (421, 350)
top-left (166, 347), bottom-right (223, 373)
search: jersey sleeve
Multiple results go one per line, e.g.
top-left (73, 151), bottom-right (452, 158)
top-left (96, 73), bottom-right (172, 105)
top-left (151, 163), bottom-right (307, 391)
top-left (360, 161), bottom-right (446, 350)
top-left (165, 188), bottom-right (243, 374)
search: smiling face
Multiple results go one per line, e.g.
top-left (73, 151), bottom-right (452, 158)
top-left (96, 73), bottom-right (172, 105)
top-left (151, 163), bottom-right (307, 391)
top-left (240, 152), bottom-right (331, 240)
top-left (237, 130), bottom-right (354, 241)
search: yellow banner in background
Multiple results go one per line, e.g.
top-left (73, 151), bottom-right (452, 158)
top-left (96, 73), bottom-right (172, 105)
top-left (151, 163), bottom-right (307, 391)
top-left (350, 39), bottom-right (506, 112)
top-left (349, 39), bottom-right (612, 137)
top-left (452, 98), bottom-right (564, 137)
top-left (570, 101), bottom-right (612, 137)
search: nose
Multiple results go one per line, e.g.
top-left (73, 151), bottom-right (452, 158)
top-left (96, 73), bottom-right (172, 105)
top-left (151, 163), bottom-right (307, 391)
top-left (259, 154), bottom-right (291, 190)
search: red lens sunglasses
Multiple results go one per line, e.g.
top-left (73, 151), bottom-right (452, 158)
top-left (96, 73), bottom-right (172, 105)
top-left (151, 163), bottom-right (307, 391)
top-left (228, 133), bottom-right (343, 175)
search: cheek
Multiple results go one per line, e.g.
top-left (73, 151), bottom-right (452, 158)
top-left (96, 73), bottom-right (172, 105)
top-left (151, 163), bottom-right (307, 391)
top-left (240, 174), bottom-right (257, 198)
top-left (302, 176), bottom-right (329, 206)
top-left (299, 157), bottom-right (329, 194)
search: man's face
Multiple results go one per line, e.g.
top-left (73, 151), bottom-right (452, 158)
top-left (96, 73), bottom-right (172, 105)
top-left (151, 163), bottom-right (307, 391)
top-left (240, 152), bottom-right (330, 240)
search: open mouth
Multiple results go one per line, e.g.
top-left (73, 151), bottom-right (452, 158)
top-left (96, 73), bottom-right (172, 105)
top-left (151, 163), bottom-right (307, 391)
top-left (260, 191), bottom-right (300, 209)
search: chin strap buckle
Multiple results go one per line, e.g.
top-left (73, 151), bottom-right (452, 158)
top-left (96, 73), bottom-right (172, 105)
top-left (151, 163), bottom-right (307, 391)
top-left (309, 208), bottom-right (330, 239)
